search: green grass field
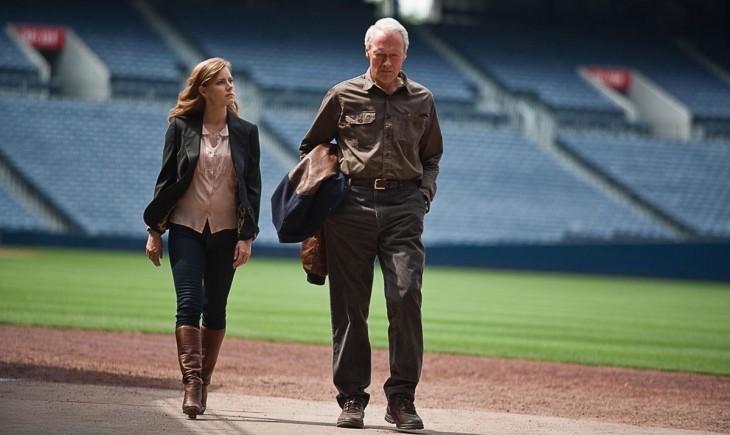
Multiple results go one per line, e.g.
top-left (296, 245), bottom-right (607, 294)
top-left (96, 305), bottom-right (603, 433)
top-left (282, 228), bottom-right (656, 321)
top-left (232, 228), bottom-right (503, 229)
top-left (1, 247), bottom-right (729, 375)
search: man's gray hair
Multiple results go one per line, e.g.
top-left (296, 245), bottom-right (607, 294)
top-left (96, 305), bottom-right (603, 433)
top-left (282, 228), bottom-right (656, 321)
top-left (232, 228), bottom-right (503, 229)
top-left (364, 17), bottom-right (409, 53)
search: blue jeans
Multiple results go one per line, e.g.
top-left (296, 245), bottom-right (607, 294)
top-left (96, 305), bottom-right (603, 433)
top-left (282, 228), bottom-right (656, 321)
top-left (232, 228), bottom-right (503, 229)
top-left (168, 223), bottom-right (238, 329)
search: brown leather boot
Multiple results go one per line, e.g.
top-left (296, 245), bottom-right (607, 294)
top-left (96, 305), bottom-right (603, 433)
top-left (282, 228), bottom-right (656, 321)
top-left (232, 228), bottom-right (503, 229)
top-left (200, 326), bottom-right (225, 414)
top-left (175, 326), bottom-right (203, 419)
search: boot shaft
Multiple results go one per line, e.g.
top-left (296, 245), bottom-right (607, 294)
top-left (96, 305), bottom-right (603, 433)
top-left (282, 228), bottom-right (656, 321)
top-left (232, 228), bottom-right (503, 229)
top-left (201, 326), bottom-right (226, 384)
top-left (175, 325), bottom-right (203, 384)
top-left (175, 325), bottom-right (203, 417)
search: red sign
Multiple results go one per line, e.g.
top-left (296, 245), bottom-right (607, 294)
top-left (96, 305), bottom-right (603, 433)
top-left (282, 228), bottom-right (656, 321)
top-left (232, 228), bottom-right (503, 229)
top-left (584, 67), bottom-right (632, 93)
top-left (14, 23), bottom-right (66, 51)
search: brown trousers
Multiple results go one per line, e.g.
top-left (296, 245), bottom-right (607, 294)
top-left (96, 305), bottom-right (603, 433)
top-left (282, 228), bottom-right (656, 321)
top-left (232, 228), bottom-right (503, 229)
top-left (323, 185), bottom-right (427, 408)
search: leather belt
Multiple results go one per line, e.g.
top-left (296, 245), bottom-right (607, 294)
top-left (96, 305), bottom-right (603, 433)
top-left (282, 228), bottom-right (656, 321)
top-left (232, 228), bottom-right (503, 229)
top-left (349, 178), bottom-right (419, 190)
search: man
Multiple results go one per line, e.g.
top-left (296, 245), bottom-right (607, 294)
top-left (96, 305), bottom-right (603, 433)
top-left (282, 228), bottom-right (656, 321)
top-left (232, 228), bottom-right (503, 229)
top-left (300, 17), bottom-right (442, 431)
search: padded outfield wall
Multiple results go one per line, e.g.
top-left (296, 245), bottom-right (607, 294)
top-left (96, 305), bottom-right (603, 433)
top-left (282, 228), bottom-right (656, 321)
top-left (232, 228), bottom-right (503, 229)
top-left (1, 230), bottom-right (728, 282)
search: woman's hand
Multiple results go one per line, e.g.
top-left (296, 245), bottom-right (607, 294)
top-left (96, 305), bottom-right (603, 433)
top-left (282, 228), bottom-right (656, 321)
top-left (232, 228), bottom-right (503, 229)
top-left (146, 232), bottom-right (163, 267)
top-left (233, 239), bottom-right (253, 268)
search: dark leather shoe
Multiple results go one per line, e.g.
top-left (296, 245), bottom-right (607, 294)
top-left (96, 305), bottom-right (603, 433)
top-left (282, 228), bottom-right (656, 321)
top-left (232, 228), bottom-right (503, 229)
top-left (337, 396), bottom-right (365, 428)
top-left (385, 395), bottom-right (424, 430)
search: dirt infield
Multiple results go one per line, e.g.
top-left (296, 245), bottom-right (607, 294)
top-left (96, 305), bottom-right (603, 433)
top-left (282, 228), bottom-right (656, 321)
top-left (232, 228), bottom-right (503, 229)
top-left (1, 325), bottom-right (728, 433)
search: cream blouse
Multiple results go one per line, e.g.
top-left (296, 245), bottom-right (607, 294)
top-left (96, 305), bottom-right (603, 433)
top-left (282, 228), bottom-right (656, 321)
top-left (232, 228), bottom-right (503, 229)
top-left (169, 124), bottom-right (238, 233)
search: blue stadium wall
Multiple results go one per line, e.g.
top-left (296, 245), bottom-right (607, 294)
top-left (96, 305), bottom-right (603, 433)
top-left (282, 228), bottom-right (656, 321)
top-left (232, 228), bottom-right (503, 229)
top-left (2, 230), bottom-right (728, 282)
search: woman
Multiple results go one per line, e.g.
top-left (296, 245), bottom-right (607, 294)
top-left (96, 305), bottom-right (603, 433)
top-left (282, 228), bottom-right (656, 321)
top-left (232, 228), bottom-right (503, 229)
top-left (143, 57), bottom-right (261, 419)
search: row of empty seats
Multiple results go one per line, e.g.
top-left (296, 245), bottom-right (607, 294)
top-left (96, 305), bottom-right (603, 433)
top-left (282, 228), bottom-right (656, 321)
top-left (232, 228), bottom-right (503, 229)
top-left (2, 1), bottom-right (728, 123)
top-left (434, 23), bottom-right (625, 115)
top-left (0, 182), bottom-right (46, 231)
top-left (1, 1), bottom-right (728, 246)
top-left (2, 94), bottom-right (695, 244)
top-left (0, 94), bottom-right (290, 242)
top-left (0, 95), bottom-right (168, 236)
top-left (258, 108), bottom-right (675, 243)
top-left (0, 0), bottom-right (183, 98)
top-left (260, 110), bottom-right (316, 154)
top-left (434, 21), bottom-right (730, 123)
top-left (559, 131), bottom-right (730, 238)
top-left (0, 31), bottom-right (45, 91)
top-left (158, 1), bottom-right (479, 111)
top-left (430, 124), bottom-right (674, 243)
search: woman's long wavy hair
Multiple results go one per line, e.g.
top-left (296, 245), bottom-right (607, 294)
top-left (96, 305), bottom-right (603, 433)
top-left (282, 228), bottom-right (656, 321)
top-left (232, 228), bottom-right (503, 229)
top-left (168, 57), bottom-right (239, 122)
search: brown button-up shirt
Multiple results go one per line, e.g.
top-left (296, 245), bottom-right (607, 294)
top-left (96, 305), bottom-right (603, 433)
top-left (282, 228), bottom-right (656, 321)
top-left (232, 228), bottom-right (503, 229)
top-left (300, 70), bottom-right (443, 203)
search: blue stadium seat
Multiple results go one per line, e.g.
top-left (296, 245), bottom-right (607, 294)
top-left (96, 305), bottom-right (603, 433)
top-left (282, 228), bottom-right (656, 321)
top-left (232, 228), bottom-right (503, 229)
top-left (160, 2), bottom-right (478, 110)
top-left (0, 31), bottom-right (44, 91)
top-left (559, 131), bottom-right (730, 238)
top-left (260, 110), bottom-right (316, 154)
top-left (256, 142), bottom-right (294, 244)
top-left (0, 94), bottom-right (293, 241)
top-left (258, 108), bottom-right (672, 244)
top-left (1, 0), bottom-right (183, 99)
top-left (434, 23), bottom-right (623, 114)
top-left (0, 94), bottom-right (168, 236)
top-left (435, 22), bottom-right (730, 124)
top-left (0, 183), bottom-right (47, 231)
top-left (1, 3), bottom-right (726, 249)
top-left (425, 123), bottom-right (672, 244)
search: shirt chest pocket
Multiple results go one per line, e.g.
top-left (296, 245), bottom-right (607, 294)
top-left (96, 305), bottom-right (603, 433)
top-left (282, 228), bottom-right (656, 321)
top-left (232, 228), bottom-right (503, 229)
top-left (341, 111), bottom-right (376, 149)
top-left (397, 113), bottom-right (428, 144)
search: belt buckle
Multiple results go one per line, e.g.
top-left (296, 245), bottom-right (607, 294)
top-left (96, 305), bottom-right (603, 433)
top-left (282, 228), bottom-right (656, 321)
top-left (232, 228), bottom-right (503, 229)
top-left (374, 178), bottom-right (387, 190)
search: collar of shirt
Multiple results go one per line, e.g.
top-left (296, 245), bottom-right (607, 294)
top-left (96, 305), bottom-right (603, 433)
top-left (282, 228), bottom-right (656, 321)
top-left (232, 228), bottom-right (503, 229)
top-left (363, 69), bottom-right (412, 94)
top-left (202, 124), bottom-right (230, 138)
